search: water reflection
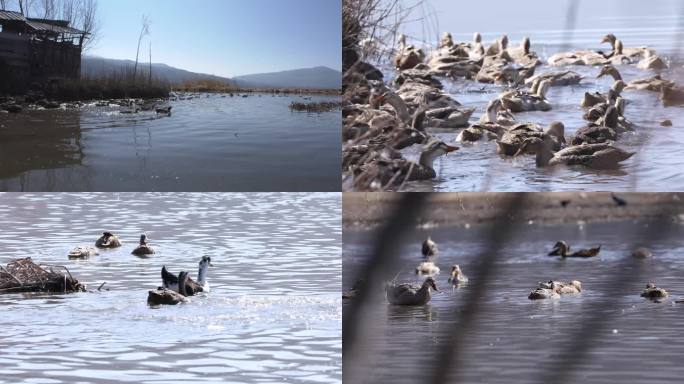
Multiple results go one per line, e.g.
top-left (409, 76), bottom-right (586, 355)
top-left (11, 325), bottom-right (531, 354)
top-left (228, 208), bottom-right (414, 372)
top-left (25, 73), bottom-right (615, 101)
top-left (0, 94), bottom-right (341, 192)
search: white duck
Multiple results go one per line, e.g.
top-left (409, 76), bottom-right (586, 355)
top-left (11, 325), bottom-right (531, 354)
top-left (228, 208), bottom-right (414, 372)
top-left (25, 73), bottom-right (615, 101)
top-left (161, 256), bottom-right (213, 294)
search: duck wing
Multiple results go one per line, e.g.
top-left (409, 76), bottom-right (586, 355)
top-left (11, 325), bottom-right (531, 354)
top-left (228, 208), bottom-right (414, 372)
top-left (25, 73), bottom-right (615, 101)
top-left (570, 246), bottom-right (601, 257)
top-left (161, 266), bottom-right (179, 289)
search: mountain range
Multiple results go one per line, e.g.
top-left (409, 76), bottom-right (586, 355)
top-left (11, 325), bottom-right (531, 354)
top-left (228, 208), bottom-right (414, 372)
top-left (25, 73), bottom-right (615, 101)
top-left (81, 57), bottom-right (341, 89)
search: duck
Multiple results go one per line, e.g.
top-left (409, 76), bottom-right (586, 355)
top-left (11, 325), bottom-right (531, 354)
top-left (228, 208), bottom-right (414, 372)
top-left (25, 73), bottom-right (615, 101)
top-left (597, 64), bottom-right (674, 92)
top-left (516, 137), bottom-right (634, 169)
top-left (528, 287), bottom-right (560, 300)
top-left (415, 261), bottom-right (440, 276)
top-left (600, 33), bottom-right (655, 61)
top-left (422, 236), bottom-right (438, 259)
top-left (95, 232), bottom-right (122, 248)
top-left (507, 37), bottom-right (542, 67)
top-left (365, 140), bottom-right (459, 184)
top-left (343, 279), bottom-right (364, 299)
top-left (161, 256), bottom-right (213, 294)
top-left (499, 79), bottom-right (552, 112)
top-left (477, 98), bottom-right (516, 127)
top-left (155, 106), bottom-right (172, 115)
top-left (394, 34), bottom-right (426, 71)
top-left (386, 276), bottom-right (438, 305)
top-left (539, 280), bottom-right (582, 295)
top-left (632, 247), bottom-right (653, 258)
top-left (637, 50), bottom-right (668, 70)
top-left (581, 80), bottom-right (626, 108)
top-left (448, 265), bottom-right (468, 285)
top-left (640, 283), bottom-right (669, 300)
top-left (660, 85), bottom-right (684, 107)
top-left (131, 234), bottom-right (155, 256)
top-left (573, 106), bottom-right (619, 145)
top-left (548, 241), bottom-right (601, 258)
top-left (68, 246), bottom-right (99, 259)
top-left (497, 121), bottom-right (566, 156)
top-left (525, 71), bottom-right (582, 87)
top-left (148, 271), bottom-right (194, 306)
top-left (548, 48), bottom-right (608, 66)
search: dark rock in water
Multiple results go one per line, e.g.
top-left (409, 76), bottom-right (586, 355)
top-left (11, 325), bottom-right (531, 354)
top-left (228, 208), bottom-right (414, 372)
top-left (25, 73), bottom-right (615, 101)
top-left (38, 100), bottom-right (60, 109)
top-left (660, 119), bottom-right (673, 126)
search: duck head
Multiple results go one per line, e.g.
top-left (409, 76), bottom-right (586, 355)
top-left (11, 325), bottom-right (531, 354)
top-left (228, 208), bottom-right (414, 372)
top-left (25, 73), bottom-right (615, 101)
top-left (499, 34), bottom-right (509, 50)
top-left (197, 256), bottom-right (213, 285)
top-left (139, 234), bottom-right (148, 245)
top-left (473, 32), bottom-right (482, 44)
top-left (440, 32), bottom-right (453, 48)
top-left (646, 282), bottom-right (656, 289)
top-left (523, 37), bottom-right (531, 55)
top-left (450, 265), bottom-right (464, 278)
top-left (601, 33), bottom-right (617, 47)
top-left (397, 33), bottom-right (407, 48)
top-left (423, 276), bottom-right (439, 292)
top-left (545, 121), bottom-right (566, 145)
top-left (418, 140), bottom-right (459, 169)
top-left (597, 64), bottom-right (622, 81)
top-left (423, 236), bottom-right (438, 257)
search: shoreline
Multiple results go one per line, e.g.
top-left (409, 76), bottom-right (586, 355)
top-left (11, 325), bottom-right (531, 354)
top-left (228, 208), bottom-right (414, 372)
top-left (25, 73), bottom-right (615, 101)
top-left (343, 192), bottom-right (684, 229)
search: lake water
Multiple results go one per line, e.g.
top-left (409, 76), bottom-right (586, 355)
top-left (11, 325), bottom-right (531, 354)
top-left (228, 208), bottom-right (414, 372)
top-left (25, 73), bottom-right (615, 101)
top-left (0, 93), bottom-right (341, 192)
top-left (373, 8), bottom-right (684, 191)
top-left (0, 193), bottom-right (341, 383)
top-left (343, 220), bottom-right (684, 384)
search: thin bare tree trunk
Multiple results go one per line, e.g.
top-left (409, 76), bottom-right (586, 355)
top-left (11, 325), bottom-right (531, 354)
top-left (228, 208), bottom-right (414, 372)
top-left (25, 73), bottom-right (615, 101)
top-left (133, 14), bottom-right (150, 83)
top-left (148, 42), bottom-right (152, 86)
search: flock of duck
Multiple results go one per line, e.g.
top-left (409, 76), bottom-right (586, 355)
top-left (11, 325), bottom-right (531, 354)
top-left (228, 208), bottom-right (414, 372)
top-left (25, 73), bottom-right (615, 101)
top-left (342, 31), bottom-right (683, 191)
top-left (67, 232), bottom-right (212, 306)
top-left (372, 237), bottom-right (680, 306)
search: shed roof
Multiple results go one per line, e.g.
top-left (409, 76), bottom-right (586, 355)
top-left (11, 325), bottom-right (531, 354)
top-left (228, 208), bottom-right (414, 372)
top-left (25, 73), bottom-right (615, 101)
top-left (0, 10), bottom-right (28, 22)
top-left (26, 20), bottom-right (85, 35)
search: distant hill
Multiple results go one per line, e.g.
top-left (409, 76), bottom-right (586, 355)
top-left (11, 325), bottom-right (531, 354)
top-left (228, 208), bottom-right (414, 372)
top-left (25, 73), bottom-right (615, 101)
top-left (81, 57), bottom-right (341, 90)
top-left (233, 66), bottom-right (341, 89)
top-left (81, 56), bottom-right (232, 85)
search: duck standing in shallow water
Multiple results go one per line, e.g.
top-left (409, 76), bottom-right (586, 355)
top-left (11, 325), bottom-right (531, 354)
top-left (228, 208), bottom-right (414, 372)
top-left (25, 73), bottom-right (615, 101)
top-left (416, 236), bottom-right (440, 275)
top-left (548, 241), bottom-right (601, 258)
top-left (132, 234), bottom-right (155, 256)
top-left (448, 265), bottom-right (468, 285)
top-left (161, 256), bottom-right (213, 295)
top-left (387, 277), bottom-right (439, 306)
top-left (95, 232), bottom-right (121, 248)
top-left (641, 283), bottom-right (669, 301)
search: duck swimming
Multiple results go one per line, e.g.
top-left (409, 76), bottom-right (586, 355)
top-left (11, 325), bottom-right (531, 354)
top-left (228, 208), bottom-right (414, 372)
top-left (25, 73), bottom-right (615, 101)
top-left (386, 276), bottom-right (438, 306)
top-left (528, 287), bottom-right (560, 300)
top-left (394, 34), bottom-right (426, 71)
top-left (640, 283), bottom-right (669, 300)
top-left (600, 33), bottom-right (655, 61)
top-left (597, 64), bottom-right (674, 93)
top-left (539, 280), bottom-right (582, 295)
top-left (516, 137), bottom-right (634, 169)
top-left (573, 106), bottom-right (619, 145)
top-left (68, 246), bottom-right (99, 259)
top-left (95, 232), bottom-right (121, 248)
top-left (161, 256), bottom-right (213, 295)
top-left (525, 71), bottom-right (582, 87)
top-left (448, 265), bottom-right (468, 285)
top-left (499, 79), bottom-right (552, 112)
top-left (148, 273), bottom-right (191, 306)
top-left (497, 121), bottom-right (566, 156)
top-left (632, 247), bottom-right (653, 258)
top-left (343, 279), bottom-right (364, 299)
top-left (548, 241), bottom-right (601, 258)
top-left (132, 234), bottom-right (155, 256)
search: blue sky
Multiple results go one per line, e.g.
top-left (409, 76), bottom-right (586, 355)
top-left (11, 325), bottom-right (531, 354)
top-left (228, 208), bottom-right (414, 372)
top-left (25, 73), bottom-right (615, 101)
top-left (86, 0), bottom-right (341, 77)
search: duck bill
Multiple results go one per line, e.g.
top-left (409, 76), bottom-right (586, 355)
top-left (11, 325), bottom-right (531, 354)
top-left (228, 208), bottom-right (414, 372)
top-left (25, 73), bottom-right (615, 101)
top-left (443, 145), bottom-right (459, 153)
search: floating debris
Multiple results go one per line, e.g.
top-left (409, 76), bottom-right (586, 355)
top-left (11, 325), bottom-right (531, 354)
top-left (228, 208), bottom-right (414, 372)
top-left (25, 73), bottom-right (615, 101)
top-left (0, 257), bottom-right (86, 293)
